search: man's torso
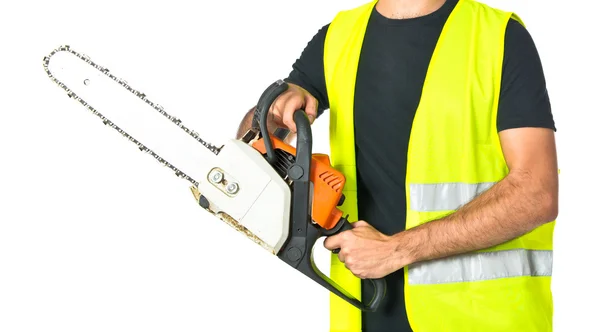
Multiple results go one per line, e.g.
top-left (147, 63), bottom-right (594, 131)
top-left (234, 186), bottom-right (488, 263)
top-left (285, 0), bottom-right (554, 330)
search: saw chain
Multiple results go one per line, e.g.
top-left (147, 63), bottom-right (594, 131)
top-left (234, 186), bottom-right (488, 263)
top-left (42, 45), bottom-right (221, 187)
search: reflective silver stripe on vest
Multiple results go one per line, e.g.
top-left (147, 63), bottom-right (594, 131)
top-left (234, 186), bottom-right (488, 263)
top-left (410, 182), bottom-right (496, 212)
top-left (408, 249), bottom-right (553, 284)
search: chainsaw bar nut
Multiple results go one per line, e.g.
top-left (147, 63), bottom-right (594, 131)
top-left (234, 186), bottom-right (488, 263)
top-left (226, 182), bottom-right (239, 194)
top-left (209, 170), bottom-right (224, 183)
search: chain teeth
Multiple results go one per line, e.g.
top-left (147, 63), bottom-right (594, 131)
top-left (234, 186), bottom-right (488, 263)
top-left (43, 45), bottom-right (222, 187)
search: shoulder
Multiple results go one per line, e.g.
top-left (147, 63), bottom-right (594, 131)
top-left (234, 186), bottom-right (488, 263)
top-left (459, 0), bottom-right (514, 16)
top-left (505, 17), bottom-right (533, 47)
top-left (497, 17), bottom-right (556, 132)
top-left (502, 17), bottom-right (543, 76)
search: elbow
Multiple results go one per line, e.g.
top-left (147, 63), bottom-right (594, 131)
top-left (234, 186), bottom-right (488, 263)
top-left (512, 169), bottom-right (558, 225)
top-left (541, 195), bottom-right (558, 222)
top-left (538, 185), bottom-right (559, 224)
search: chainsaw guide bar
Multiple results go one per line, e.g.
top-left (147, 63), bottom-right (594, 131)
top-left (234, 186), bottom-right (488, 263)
top-left (43, 45), bottom-right (275, 253)
top-left (43, 45), bottom-right (221, 187)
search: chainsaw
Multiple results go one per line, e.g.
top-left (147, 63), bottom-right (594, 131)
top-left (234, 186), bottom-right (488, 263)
top-left (43, 45), bottom-right (386, 312)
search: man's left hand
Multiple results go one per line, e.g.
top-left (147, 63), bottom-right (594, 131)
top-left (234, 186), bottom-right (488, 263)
top-left (323, 220), bottom-right (400, 279)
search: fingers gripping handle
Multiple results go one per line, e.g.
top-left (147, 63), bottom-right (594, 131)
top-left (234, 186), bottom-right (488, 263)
top-left (324, 218), bottom-right (387, 311)
top-left (329, 219), bottom-right (353, 254)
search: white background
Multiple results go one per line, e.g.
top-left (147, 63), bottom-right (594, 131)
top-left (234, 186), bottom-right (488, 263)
top-left (1, 0), bottom-right (598, 331)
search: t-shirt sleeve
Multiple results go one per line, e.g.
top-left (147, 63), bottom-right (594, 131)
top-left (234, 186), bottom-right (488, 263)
top-left (497, 18), bottom-right (556, 132)
top-left (284, 23), bottom-right (330, 117)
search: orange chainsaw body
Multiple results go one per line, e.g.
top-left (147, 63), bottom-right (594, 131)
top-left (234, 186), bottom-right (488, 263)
top-left (251, 136), bottom-right (346, 231)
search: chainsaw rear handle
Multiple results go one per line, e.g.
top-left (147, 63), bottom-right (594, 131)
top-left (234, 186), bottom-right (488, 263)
top-left (288, 109), bottom-right (386, 312)
top-left (256, 80), bottom-right (386, 312)
top-left (323, 216), bottom-right (387, 311)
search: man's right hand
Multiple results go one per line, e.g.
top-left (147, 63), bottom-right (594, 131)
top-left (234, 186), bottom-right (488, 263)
top-left (268, 83), bottom-right (318, 133)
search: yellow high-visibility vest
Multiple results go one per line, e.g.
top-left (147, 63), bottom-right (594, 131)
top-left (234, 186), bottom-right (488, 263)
top-left (323, 0), bottom-right (555, 331)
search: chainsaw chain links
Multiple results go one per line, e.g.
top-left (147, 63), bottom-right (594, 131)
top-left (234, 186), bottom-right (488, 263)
top-left (43, 45), bottom-right (222, 187)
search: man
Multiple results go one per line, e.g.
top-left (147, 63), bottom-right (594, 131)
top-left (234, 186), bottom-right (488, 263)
top-left (236, 0), bottom-right (558, 331)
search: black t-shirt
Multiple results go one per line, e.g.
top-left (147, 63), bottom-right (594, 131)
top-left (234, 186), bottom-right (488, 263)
top-left (285, 0), bottom-right (555, 331)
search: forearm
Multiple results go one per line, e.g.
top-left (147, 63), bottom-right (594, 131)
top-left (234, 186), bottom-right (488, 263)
top-left (394, 169), bottom-right (558, 266)
top-left (235, 106), bottom-right (257, 139)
